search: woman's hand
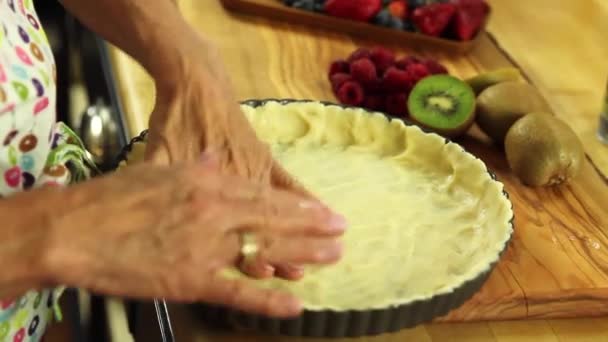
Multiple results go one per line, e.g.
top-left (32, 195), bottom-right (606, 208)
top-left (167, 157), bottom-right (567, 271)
top-left (37, 156), bottom-right (344, 317)
top-left (144, 39), bottom-right (317, 280)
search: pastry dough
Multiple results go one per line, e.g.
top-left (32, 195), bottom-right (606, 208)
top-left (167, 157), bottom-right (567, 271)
top-left (122, 101), bottom-right (513, 311)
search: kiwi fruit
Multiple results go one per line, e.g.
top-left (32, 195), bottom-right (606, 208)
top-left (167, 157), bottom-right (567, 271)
top-left (466, 67), bottom-right (523, 95)
top-left (476, 81), bottom-right (552, 143)
top-left (407, 75), bottom-right (476, 137)
top-left (505, 112), bottom-right (584, 187)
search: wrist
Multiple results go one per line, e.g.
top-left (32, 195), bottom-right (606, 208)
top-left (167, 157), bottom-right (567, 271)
top-left (0, 188), bottom-right (61, 296)
top-left (143, 24), bottom-right (214, 91)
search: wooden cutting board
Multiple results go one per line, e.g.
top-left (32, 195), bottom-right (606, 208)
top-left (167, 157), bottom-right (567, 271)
top-left (109, 0), bottom-right (608, 326)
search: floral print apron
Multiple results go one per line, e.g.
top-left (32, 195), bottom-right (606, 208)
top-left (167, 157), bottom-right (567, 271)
top-left (1, 0), bottom-right (97, 340)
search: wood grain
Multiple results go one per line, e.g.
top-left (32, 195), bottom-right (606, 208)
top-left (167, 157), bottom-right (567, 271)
top-left (106, 0), bottom-right (608, 340)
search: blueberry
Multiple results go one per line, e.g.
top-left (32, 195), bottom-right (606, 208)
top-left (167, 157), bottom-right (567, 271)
top-left (313, 0), bottom-right (325, 12)
top-left (408, 0), bottom-right (428, 8)
top-left (291, 0), bottom-right (315, 11)
top-left (403, 20), bottom-right (416, 32)
top-left (387, 17), bottom-right (405, 30)
top-left (373, 9), bottom-right (393, 26)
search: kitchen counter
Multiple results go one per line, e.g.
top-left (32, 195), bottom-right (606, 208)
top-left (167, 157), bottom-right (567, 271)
top-left (105, 0), bottom-right (608, 341)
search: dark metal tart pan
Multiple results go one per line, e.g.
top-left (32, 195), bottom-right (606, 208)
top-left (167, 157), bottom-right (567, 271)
top-left (116, 99), bottom-right (514, 338)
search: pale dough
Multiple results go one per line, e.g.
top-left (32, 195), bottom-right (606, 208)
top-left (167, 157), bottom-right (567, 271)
top-left (123, 101), bottom-right (513, 311)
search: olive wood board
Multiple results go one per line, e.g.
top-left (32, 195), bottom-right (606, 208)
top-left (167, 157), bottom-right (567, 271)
top-left (109, 0), bottom-right (608, 324)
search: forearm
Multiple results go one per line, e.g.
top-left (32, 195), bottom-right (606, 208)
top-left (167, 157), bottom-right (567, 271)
top-left (59, 0), bottom-right (205, 84)
top-left (0, 189), bottom-right (59, 299)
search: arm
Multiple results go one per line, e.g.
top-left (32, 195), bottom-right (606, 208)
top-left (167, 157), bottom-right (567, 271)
top-left (59, 0), bottom-right (200, 90)
top-left (59, 0), bottom-right (320, 280)
top-left (0, 189), bottom-right (57, 299)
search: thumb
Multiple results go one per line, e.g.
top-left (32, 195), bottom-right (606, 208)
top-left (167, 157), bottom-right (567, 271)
top-left (143, 131), bottom-right (171, 165)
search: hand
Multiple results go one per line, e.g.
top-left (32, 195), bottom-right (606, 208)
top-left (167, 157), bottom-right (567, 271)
top-left (44, 156), bottom-right (346, 317)
top-left (144, 38), bottom-right (317, 280)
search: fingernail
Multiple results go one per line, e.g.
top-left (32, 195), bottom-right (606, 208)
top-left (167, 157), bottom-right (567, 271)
top-left (283, 298), bottom-right (303, 316)
top-left (200, 151), bottom-right (219, 167)
top-left (298, 200), bottom-right (325, 210)
top-left (314, 243), bottom-right (343, 263)
top-left (329, 214), bottom-right (348, 231)
top-left (263, 264), bottom-right (275, 277)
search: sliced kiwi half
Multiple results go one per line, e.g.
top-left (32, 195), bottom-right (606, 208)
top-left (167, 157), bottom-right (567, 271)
top-left (407, 75), bottom-right (476, 137)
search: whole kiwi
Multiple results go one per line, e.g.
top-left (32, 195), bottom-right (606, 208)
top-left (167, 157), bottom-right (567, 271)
top-left (466, 67), bottom-right (523, 95)
top-left (505, 112), bottom-right (584, 187)
top-left (476, 81), bottom-right (552, 143)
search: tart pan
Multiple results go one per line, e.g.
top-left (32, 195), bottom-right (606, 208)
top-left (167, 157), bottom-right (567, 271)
top-left (116, 99), bottom-right (514, 338)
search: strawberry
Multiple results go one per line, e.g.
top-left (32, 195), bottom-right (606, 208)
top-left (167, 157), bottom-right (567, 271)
top-left (450, 0), bottom-right (489, 41)
top-left (411, 3), bottom-right (457, 37)
top-left (325, 0), bottom-right (383, 22)
top-left (388, 1), bottom-right (408, 19)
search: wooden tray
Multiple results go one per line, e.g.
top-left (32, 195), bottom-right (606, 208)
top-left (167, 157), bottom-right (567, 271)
top-left (220, 0), bottom-right (489, 54)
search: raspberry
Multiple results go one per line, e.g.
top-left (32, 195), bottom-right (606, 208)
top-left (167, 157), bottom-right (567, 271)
top-left (328, 59), bottom-right (350, 78)
top-left (336, 81), bottom-right (365, 106)
top-left (411, 3), bottom-right (457, 37)
top-left (385, 93), bottom-right (409, 117)
top-left (369, 46), bottom-right (396, 74)
top-left (364, 78), bottom-right (384, 94)
top-left (347, 48), bottom-right (372, 63)
top-left (350, 58), bottom-right (377, 84)
top-left (330, 73), bottom-right (353, 92)
top-left (363, 94), bottom-right (386, 111)
top-left (395, 56), bottom-right (422, 70)
top-left (424, 59), bottom-right (448, 74)
top-left (407, 63), bottom-right (431, 82)
top-left (382, 67), bottom-right (415, 93)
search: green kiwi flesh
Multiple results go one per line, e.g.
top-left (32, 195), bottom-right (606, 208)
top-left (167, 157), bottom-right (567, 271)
top-left (407, 75), bottom-right (476, 137)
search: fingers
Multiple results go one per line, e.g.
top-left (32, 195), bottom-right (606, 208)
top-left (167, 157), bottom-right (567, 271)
top-left (238, 258), bottom-right (275, 279)
top-left (204, 276), bottom-right (303, 318)
top-left (260, 236), bottom-right (343, 265)
top-left (224, 192), bottom-right (347, 237)
top-left (238, 261), bottom-right (304, 281)
top-left (238, 236), bottom-right (341, 280)
top-left (273, 263), bottom-right (305, 280)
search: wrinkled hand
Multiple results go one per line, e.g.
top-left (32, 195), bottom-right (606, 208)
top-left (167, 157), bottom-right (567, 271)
top-left (144, 39), bottom-right (318, 280)
top-left (47, 156), bottom-right (345, 317)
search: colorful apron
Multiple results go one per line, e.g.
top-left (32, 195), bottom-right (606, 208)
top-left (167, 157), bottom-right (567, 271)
top-left (1, 0), bottom-right (97, 340)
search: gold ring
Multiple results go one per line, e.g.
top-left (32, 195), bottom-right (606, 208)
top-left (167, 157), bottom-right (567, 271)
top-left (240, 232), bottom-right (259, 265)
